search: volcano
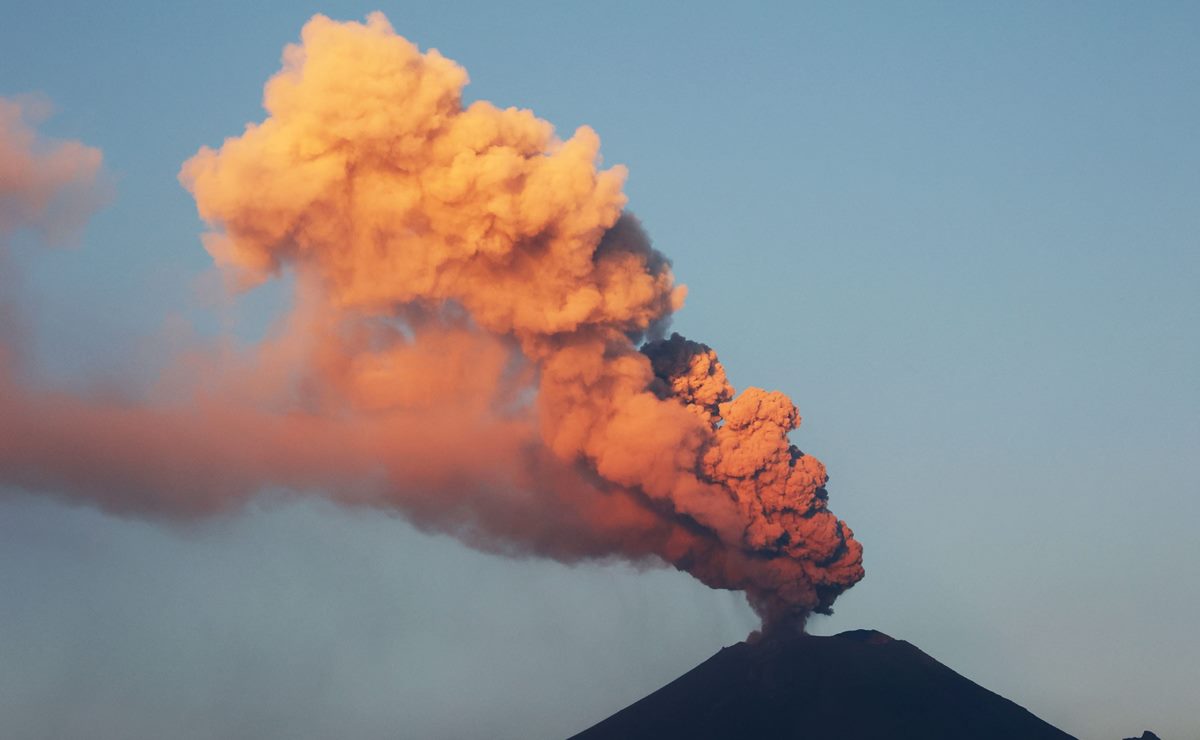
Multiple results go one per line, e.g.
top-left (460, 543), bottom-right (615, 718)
top-left (568, 629), bottom-right (1075, 740)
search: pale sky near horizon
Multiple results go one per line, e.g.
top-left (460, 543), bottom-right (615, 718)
top-left (2, 3), bottom-right (1198, 739)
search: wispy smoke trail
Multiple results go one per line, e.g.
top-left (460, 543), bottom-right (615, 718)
top-left (0, 13), bottom-right (862, 628)
top-left (0, 96), bottom-right (105, 245)
top-left (0, 96), bottom-right (107, 357)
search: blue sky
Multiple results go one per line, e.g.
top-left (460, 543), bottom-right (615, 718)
top-left (2, 3), bottom-right (1198, 738)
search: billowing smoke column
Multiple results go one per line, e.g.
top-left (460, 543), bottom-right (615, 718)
top-left (0, 13), bottom-right (862, 628)
top-left (181, 12), bottom-right (863, 625)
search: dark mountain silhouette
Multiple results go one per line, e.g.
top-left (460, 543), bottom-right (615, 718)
top-left (568, 628), bottom-right (1076, 740)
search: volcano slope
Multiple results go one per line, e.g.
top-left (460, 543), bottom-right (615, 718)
top-left (568, 629), bottom-right (1075, 740)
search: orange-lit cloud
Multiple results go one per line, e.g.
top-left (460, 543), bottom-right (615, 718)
top-left (0, 14), bottom-right (862, 629)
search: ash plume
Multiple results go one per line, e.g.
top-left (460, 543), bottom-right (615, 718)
top-left (0, 13), bottom-right (862, 628)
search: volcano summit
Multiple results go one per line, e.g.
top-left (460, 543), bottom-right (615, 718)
top-left (569, 629), bottom-right (1076, 740)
